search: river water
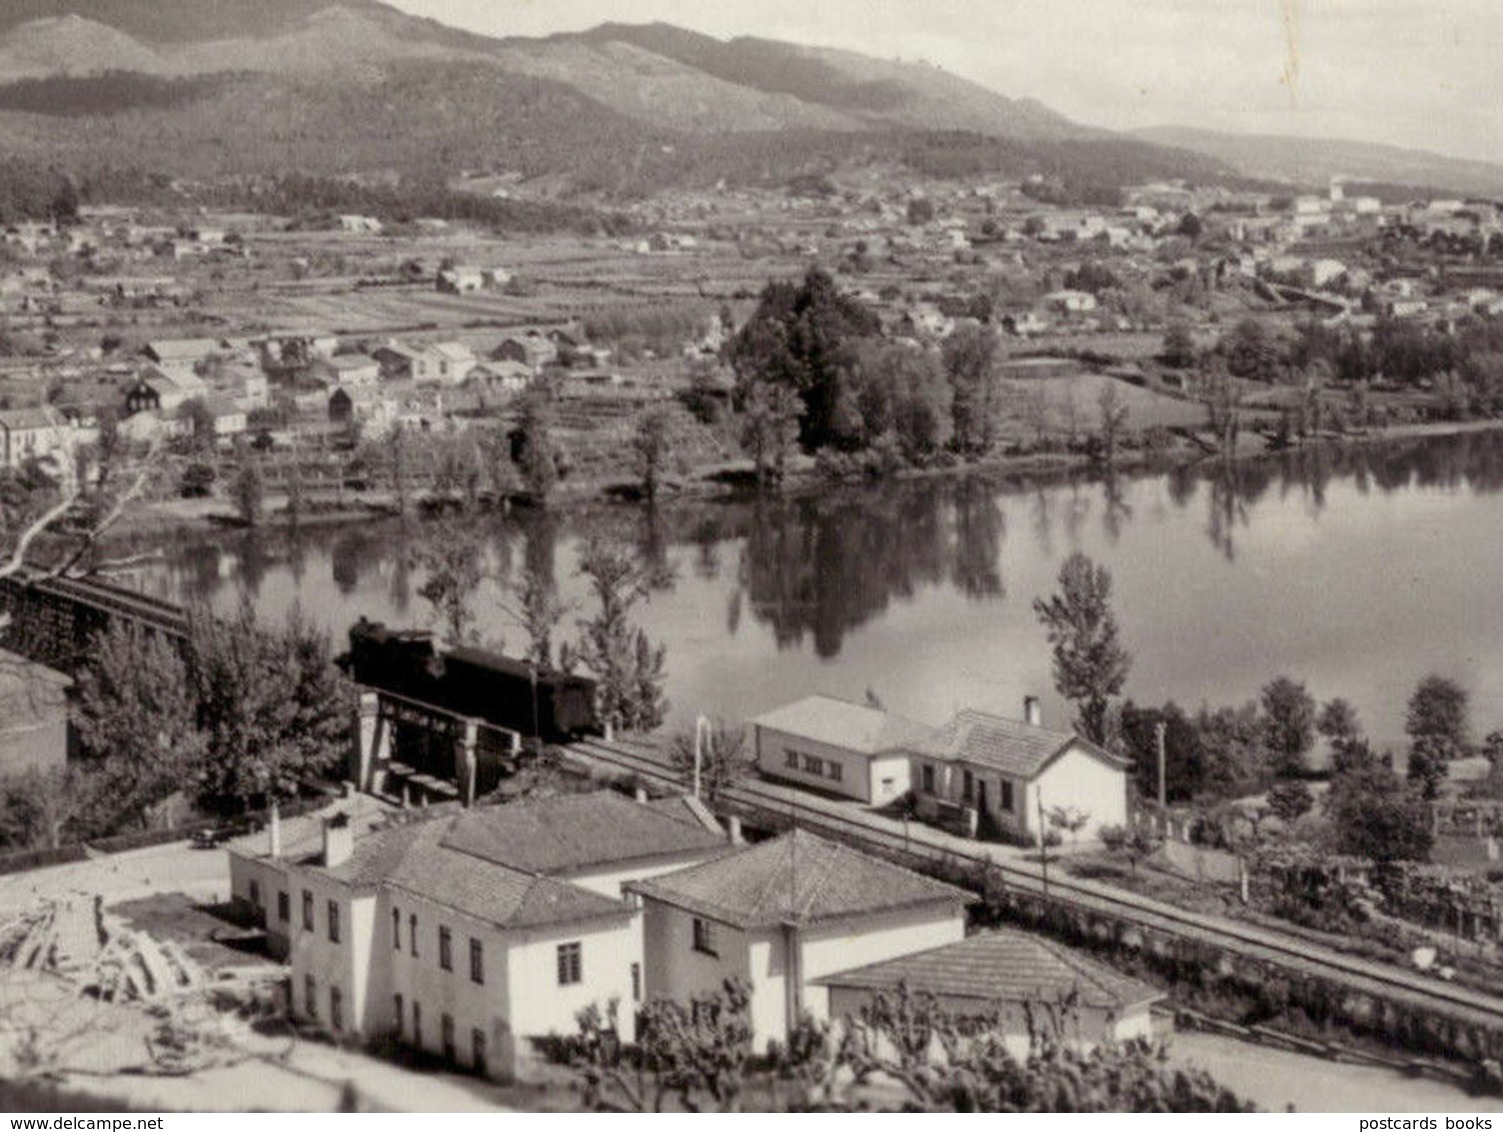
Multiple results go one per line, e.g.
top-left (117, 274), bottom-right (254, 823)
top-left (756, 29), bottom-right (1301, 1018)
top-left (123, 429), bottom-right (1503, 752)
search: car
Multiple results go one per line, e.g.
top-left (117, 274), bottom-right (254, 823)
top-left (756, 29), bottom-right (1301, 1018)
top-left (190, 819), bottom-right (256, 849)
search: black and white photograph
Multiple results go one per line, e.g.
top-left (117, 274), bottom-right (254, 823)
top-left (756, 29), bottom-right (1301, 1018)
top-left (0, 0), bottom-right (1501, 1118)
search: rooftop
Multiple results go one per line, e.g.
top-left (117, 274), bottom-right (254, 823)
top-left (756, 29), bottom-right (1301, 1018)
top-left (439, 789), bottom-right (726, 875)
top-left (908, 709), bottom-right (1128, 779)
top-left (749, 695), bottom-right (931, 756)
top-left (627, 828), bottom-right (972, 930)
top-left (812, 928), bottom-right (1164, 1012)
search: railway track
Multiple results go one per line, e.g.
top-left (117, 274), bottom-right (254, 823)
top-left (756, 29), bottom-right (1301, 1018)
top-left (565, 735), bottom-right (1503, 1031)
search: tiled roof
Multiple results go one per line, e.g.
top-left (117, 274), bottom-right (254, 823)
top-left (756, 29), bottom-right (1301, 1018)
top-left (907, 709), bottom-right (1129, 778)
top-left (627, 829), bottom-right (972, 930)
top-left (439, 790), bottom-right (726, 875)
top-left (812, 928), bottom-right (1164, 1012)
top-left (749, 695), bottom-right (932, 756)
top-left (0, 406), bottom-right (66, 430)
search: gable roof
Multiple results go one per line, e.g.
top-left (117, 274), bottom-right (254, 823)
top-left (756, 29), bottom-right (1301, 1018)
top-left (627, 828), bottom-right (971, 930)
top-left (908, 709), bottom-right (1129, 779)
top-left (439, 789), bottom-right (726, 875)
top-left (811, 928), bottom-right (1164, 1012)
top-left (749, 695), bottom-right (931, 756)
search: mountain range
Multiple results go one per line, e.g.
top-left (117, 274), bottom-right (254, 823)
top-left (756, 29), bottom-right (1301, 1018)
top-left (0, 2), bottom-right (1496, 199)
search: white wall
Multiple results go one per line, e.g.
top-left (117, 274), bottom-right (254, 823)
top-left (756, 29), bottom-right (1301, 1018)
top-left (503, 915), bottom-right (640, 1047)
top-left (1033, 744), bottom-right (1128, 839)
top-left (641, 899), bottom-right (750, 1008)
top-left (799, 902), bottom-right (965, 1025)
top-left (564, 845), bottom-right (728, 901)
top-left (755, 725), bottom-right (876, 802)
top-left (287, 872), bottom-right (364, 1039)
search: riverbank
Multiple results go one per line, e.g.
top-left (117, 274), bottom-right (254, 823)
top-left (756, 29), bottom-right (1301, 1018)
top-left (103, 414), bottom-right (1503, 545)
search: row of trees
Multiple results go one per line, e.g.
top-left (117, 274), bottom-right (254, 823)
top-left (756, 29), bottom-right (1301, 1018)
top-left (561, 977), bottom-right (1249, 1112)
top-left (1032, 551), bottom-right (1478, 863)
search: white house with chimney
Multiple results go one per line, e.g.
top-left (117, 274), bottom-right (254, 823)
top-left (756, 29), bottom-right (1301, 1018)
top-left (750, 695), bottom-right (930, 805)
top-left (907, 697), bottom-right (1132, 843)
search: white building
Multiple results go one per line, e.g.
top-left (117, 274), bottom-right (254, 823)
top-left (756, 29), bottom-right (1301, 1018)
top-left (751, 695), bottom-right (930, 805)
top-left (0, 406), bottom-right (77, 473)
top-left (908, 701), bottom-right (1132, 843)
top-left (241, 791), bottom-right (729, 1079)
top-left (629, 829), bottom-right (971, 1051)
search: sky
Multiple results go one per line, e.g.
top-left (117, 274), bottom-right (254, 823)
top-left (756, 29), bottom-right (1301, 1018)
top-left (385, 0), bottom-right (1503, 164)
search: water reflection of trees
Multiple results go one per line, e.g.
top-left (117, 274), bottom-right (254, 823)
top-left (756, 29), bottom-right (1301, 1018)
top-left (738, 478), bottom-right (1006, 658)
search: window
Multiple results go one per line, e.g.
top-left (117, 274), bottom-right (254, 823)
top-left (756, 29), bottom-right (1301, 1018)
top-left (472, 1028), bottom-right (487, 1071)
top-left (328, 901), bottom-right (341, 944)
top-left (394, 993), bottom-right (404, 1035)
top-left (962, 769), bottom-right (974, 802)
top-left (631, 961), bottom-right (642, 1001)
top-left (304, 975), bottom-right (317, 1019)
top-left (412, 1001), bottom-right (422, 1046)
top-left (441, 1013), bottom-right (456, 1061)
top-left (248, 880), bottom-right (261, 909)
top-left (330, 987), bottom-right (344, 1033)
top-left (557, 941), bottom-right (582, 985)
top-left (470, 938), bottom-right (484, 985)
top-left (828, 762), bottom-right (844, 782)
top-left (409, 914), bottom-right (418, 957)
top-left (1001, 779), bottom-right (1015, 811)
top-left (439, 926), bottom-right (453, 971)
top-left (392, 907), bottom-right (401, 951)
top-left (692, 917), bottom-right (719, 957)
top-left (302, 890), bottom-right (314, 932)
top-left (277, 890), bottom-right (289, 923)
top-left (784, 749), bottom-right (798, 769)
top-left (803, 754), bottom-right (823, 775)
top-left (921, 765), bottom-right (935, 794)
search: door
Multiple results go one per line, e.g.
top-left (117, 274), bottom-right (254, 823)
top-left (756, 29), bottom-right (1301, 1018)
top-left (977, 780), bottom-right (988, 813)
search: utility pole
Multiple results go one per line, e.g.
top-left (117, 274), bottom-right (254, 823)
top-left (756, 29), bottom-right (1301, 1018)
top-left (1038, 788), bottom-right (1049, 896)
top-left (1156, 720), bottom-right (1168, 811)
top-left (692, 714), bottom-right (711, 800)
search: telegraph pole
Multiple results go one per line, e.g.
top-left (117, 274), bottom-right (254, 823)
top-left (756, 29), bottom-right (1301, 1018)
top-left (1156, 720), bottom-right (1168, 811)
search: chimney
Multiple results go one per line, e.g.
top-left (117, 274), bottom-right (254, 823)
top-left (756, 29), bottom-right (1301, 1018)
top-left (1023, 695), bottom-right (1042, 727)
top-left (727, 815), bottom-right (744, 845)
top-left (323, 812), bottom-right (354, 868)
top-left (268, 801), bottom-right (282, 860)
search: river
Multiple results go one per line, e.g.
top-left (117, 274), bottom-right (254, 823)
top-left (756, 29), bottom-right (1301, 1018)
top-left (120, 429), bottom-right (1503, 752)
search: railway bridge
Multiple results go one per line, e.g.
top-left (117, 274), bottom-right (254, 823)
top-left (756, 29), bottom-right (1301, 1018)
top-left (0, 569), bottom-right (187, 672)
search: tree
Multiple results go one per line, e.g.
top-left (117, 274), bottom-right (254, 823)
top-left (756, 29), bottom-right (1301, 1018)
top-left (1162, 322), bottom-right (1196, 369)
top-left (739, 381), bottom-right (801, 488)
top-left (726, 266), bottom-right (880, 451)
top-left (72, 620), bottom-right (206, 832)
top-left (177, 397), bottom-right (216, 453)
top-left (388, 422), bottom-right (410, 515)
top-left (574, 539), bottom-right (668, 734)
top-left (517, 393), bottom-right (558, 505)
top-left (231, 461), bottom-right (264, 527)
top-left (502, 549), bottom-right (572, 671)
top-left (1094, 382), bottom-right (1129, 469)
top-left (906, 197), bottom-right (936, 226)
top-left (1032, 553), bottom-right (1132, 745)
top-left (1407, 734), bottom-right (1449, 800)
top-left (414, 522), bottom-right (486, 649)
top-left (566, 978), bottom-right (756, 1112)
top-left (942, 323), bottom-right (999, 455)
top-left (188, 599), bottom-right (351, 809)
top-left (1317, 697), bottom-right (1365, 772)
top-left (1046, 805), bottom-right (1091, 848)
top-left (1265, 779), bottom-right (1313, 826)
top-left (1259, 676), bottom-right (1316, 777)
top-left (1405, 674), bottom-right (1470, 758)
top-left (632, 408), bottom-right (672, 504)
top-left (1099, 824), bottom-right (1159, 877)
top-left (1119, 700), bottom-right (1206, 803)
top-left (670, 719), bottom-right (752, 803)
top-left (179, 462), bottom-right (215, 498)
top-left (1326, 756), bottom-right (1433, 862)
top-left (1, 765), bottom-right (101, 850)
